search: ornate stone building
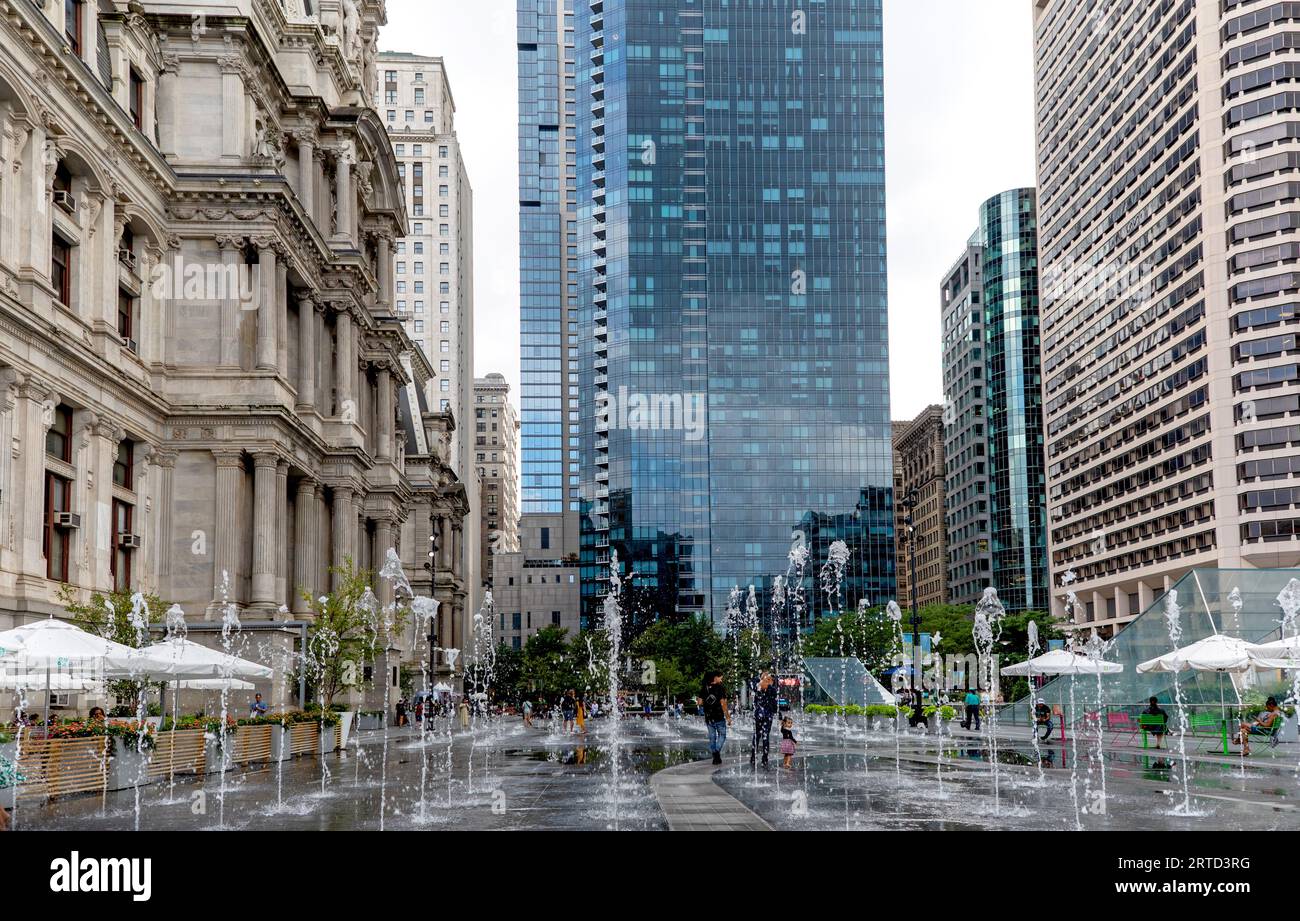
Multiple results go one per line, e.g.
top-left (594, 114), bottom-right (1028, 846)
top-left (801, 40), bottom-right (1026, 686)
top-left (0, 0), bottom-right (469, 705)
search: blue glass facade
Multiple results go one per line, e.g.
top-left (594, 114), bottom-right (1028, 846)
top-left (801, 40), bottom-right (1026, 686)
top-left (981, 189), bottom-right (1049, 612)
top-left (518, 1), bottom-right (580, 519)
top-left (573, 0), bottom-right (894, 629)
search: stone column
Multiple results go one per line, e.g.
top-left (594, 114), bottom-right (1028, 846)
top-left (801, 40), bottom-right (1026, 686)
top-left (333, 144), bottom-right (353, 243)
top-left (220, 56), bottom-right (244, 160)
top-left (331, 486), bottom-right (354, 588)
top-left (276, 257), bottom-right (289, 378)
top-left (254, 238), bottom-right (278, 371)
top-left (377, 364), bottom-right (393, 463)
top-left (211, 449), bottom-right (244, 612)
top-left (154, 451), bottom-right (177, 590)
top-left (276, 460), bottom-right (290, 611)
top-left (374, 515), bottom-right (395, 605)
top-left (250, 451), bottom-right (279, 610)
top-left (156, 55), bottom-right (180, 157)
top-left (89, 417), bottom-right (122, 590)
top-left (294, 478), bottom-right (318, 613)
top-left (334, 308), bottom-right (354, 417)
top-left (295, 131), bottom-right (316, 222)
top-left (296, 294), bottom-right (316, 409)
top-left (451, 520), bottom-right (464, 580)
top-left (216, 235), bottom-right (242, 369)
top-left (375, 233), bottom-right (392, 310)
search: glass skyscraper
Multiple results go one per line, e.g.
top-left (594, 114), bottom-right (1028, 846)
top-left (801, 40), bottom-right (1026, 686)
top-left (981, 189), bottom-right (1048, 613)
top-left (571, 0), bottom-right (894, 628)
top-left (518, 0), bottom-right (581, 555)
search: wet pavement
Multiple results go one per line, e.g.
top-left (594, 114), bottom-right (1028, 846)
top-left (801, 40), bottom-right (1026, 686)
top-left (7, 714), bottom-right (1300, 830)
top-left (715, 717), bottom-right (1300, 831)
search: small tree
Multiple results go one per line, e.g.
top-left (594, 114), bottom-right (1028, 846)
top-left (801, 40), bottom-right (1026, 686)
top-left (58, 585), bottom-right (168, 712)
top-left (300, 559), bottom-right (407, 710)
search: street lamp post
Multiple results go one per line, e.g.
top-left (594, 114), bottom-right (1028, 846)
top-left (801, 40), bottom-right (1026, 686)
top-left (423, 530), bottom-right (438, 682)
top-left (902, 488), bottom-right (923, 725)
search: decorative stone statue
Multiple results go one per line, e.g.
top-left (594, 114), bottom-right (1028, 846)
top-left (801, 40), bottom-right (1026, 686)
top-left (342, 0), bottom-right (361, 62)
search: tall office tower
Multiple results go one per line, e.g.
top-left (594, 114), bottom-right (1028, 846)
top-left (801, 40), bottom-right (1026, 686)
top-left (574, 1), bottom-right (894, 629)
top-left (894, 406), bottom-right (949, 609)
top-left (942, 189), bottom-right (1048, 613)
top-left (1034, 1), bottom-right (1300, 636)
top-left (474, 374), bottom-right (521, 586)
top-left (517, 0), bottom-right (582, 560)
top-left (941, 235), bottom-right (990, 607)
top-left (376, 52), bottom-right (480, 611)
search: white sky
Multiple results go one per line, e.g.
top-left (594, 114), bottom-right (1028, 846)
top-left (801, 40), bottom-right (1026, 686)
top-left (380, 0), bottom-right (1038, 422)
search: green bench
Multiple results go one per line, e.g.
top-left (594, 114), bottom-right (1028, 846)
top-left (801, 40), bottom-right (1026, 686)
top-left (1139, 714), bottom-right (1168, 748)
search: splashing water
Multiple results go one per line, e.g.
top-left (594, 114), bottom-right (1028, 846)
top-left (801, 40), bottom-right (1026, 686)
top-left (885, 600), bottom-right (904, 779)
top-left (1083, 629), bottom-right (1109, 818)
top-left (1163, 590), bottom-right (1193, 816)
top-left (604, 552), bottom-right (624, 829)
top-left (973, 587), bottom-right (1005, 814)
top-left (1228, 587), bottom-right (1244, 634)
top-left (1278, 579), bottom-right (1300, 638)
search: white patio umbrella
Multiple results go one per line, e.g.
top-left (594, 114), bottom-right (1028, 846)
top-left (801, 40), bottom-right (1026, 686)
top-left (173, 678), bottom-right (255, 691)
top-left (0, 635), bottom-right (26, 659)
top-left (1245, 636), bottom-right (1300, 671)
top-left (0, 673), bottom-right (97, 692)
top-left (136, 638), bottom-right (273, 722)
top-left (0, 619), bottom-right (173, 720)
top-left (1002, 649), bottom-right (1124, 677)
top-left (136, 638), bottom-right (273, 682)
top-left (1137, 633), bottom-right (1258, 675)
top-left (1138, 634), bottom-right (1259, 754)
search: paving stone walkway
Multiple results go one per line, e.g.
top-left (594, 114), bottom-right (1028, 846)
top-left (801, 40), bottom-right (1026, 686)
top-left (651, 758), bottom-right (773, 831)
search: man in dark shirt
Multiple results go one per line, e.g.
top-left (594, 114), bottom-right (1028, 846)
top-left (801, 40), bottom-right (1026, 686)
top-left (750, 671), bottom-right (779, 768)
top-left (701, 671), bottom-right (731, 765)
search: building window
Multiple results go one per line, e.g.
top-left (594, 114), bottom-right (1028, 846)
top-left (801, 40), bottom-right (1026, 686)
top-left (129, 68), bottom-right (144, 130)
top-left (113, 440), bottom-right (134, 490)
top-left (44, 472), bottom-right (72, 582)
top-left (46, 405), bottom-right (73, 462)
top-left (65, 0), bottom-right (83, 56)
top-left (118, 289), bottom-right (135, 347)
top-left (51, 234), bottom-right (73, 306)
top-left (111, 499), bottom-right (133, 592)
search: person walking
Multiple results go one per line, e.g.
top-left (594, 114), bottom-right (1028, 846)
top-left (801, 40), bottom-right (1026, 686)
top-left (576, 696), bottom-right (587, 735)
top-left (562, 690), bottom-right (578, 733)
top-left (457, 698), bottom-right (471, 730)
top-left (701, 671), bottom-right (731, 766)
top-left (522, 698), bottom-right (534, 728)
top-left (962, 688), bottom-right (981, 731)
top-left (750, 671), bottom-right (779, 768)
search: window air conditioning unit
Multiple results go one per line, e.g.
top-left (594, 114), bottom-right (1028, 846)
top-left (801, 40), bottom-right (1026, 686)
top-left (118, 248), bottom-right (137, 271)
top-left (53, 190), bottom-right (77, 214)
top-left (55, 512), bottom-right (81, 530)
top-left (120, 336), bottom-right (138, 353)
top-left (118, 534), bottom-right (143, 550)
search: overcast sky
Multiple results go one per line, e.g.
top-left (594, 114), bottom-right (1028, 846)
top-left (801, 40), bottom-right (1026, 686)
top-left (381, 0), bottom-right (1038, 422)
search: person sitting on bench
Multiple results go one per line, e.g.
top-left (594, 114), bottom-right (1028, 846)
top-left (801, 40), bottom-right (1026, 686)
top-left (1034, 699), bottom-right (1053, 741)
top-left (1234, 697), bottom-right (1282, 756)
top-left (1143, 697), bottom-right (1169, 750)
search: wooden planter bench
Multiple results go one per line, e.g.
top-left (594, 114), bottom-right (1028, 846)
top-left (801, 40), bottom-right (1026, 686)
top-left (14, 734), bottom-right (109, 801)
top-left (231, 725), bottom-right (274, 764)
top-left (147, 730), bottom-right (207, 780)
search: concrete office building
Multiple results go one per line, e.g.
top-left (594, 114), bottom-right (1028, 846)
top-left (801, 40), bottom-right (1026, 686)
top-left (1034, 0), bottom-right (1300, 635)
top-left (893, 406), bottom-right (949, 609)
top-left (474, 373), bottom-right (520, 586)
top-left (375, 50), bottom-right (480, 617)
top-left (941, 189), bottom-right (1049, 615)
